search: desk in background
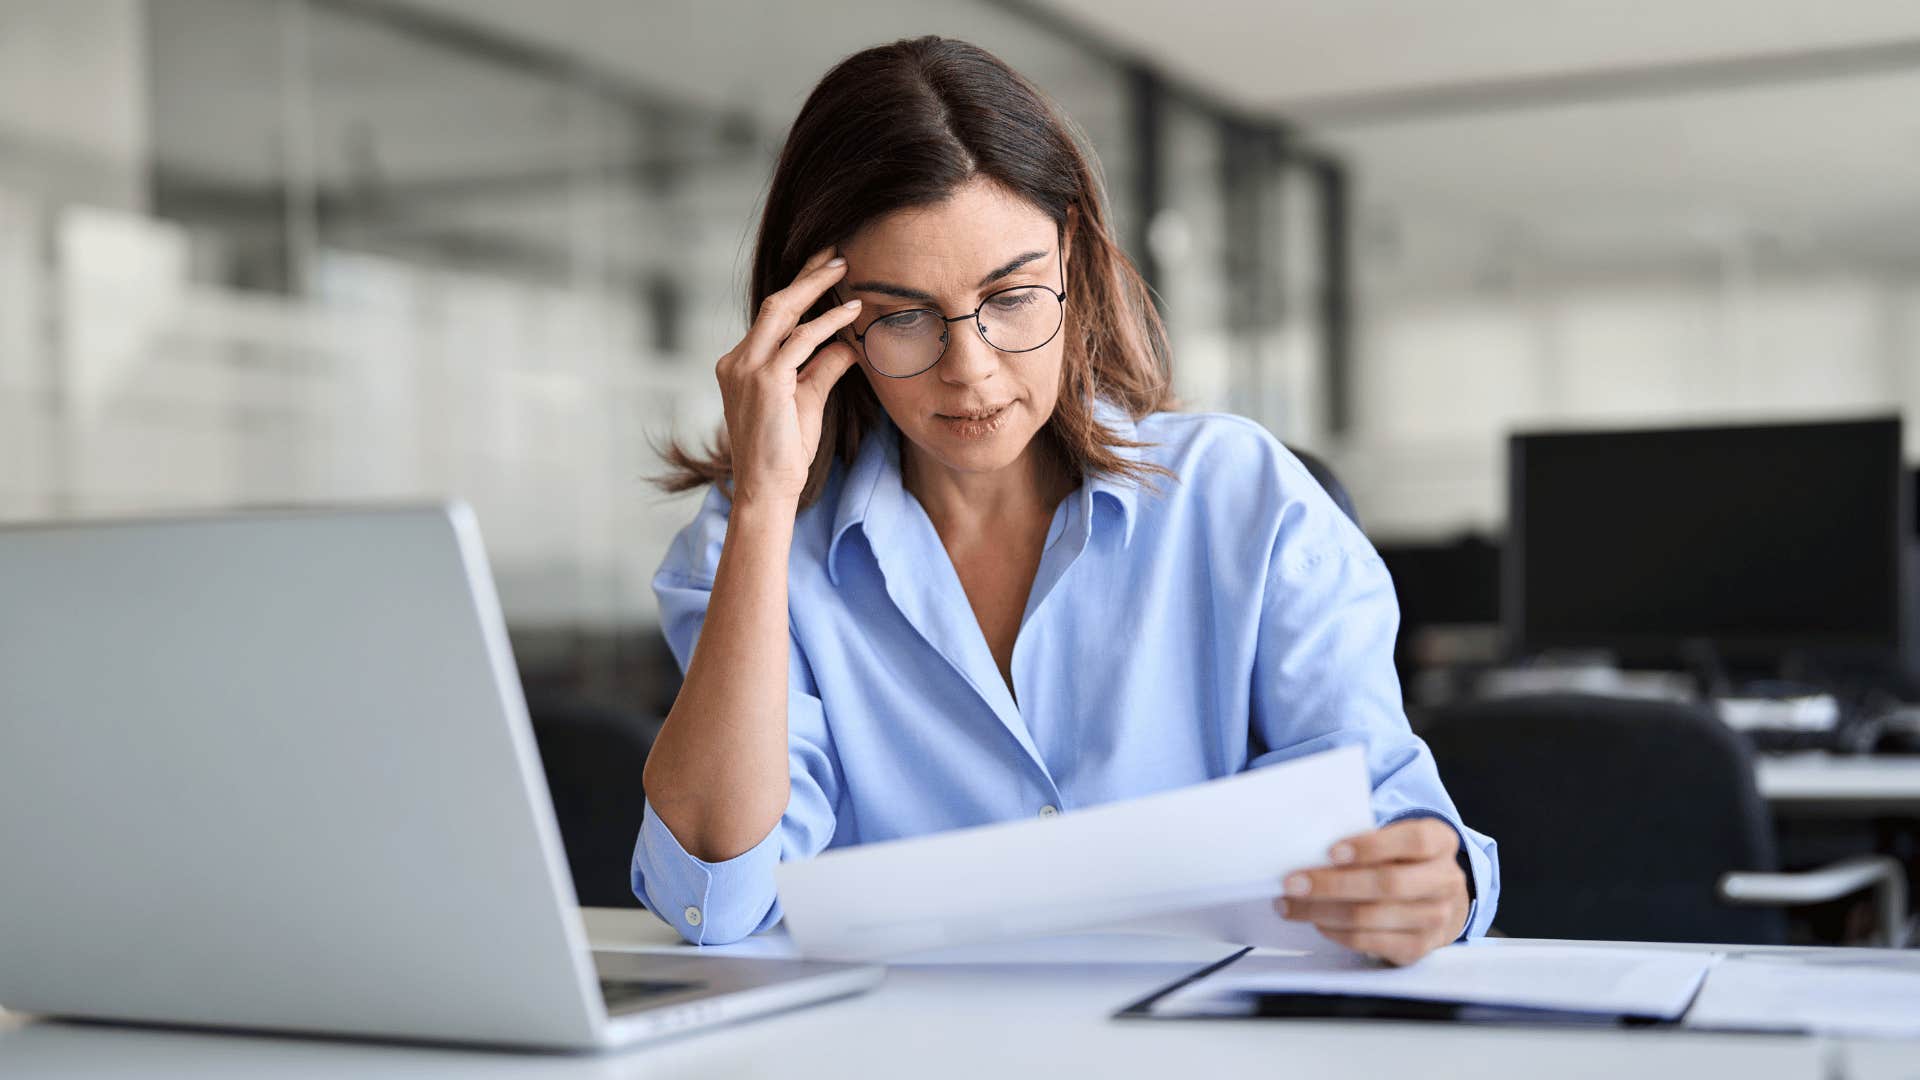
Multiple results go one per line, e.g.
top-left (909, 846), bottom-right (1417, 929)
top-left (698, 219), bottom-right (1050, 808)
top-left (1757, 753), bottom-right (1920, 813)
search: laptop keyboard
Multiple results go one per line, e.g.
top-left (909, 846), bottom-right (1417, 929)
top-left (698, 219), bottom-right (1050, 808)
top-left (599, 978), bottom-right (703, 1015)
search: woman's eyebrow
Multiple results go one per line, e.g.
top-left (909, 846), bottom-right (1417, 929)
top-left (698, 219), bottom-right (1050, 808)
top-left (844, 248), bottom-right (1053, 302)
top-left (843, 279), bottom-right (936, 302)
top-left (977, 248), bottom-right (1051, 286)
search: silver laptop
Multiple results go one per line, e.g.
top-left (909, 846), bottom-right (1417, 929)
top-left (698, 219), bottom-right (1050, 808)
top-left (0, 504), bottom-right (881, 1051)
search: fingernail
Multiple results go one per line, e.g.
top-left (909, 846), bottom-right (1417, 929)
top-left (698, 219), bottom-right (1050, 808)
top-left (840, 298), bottom-right (860, 309)
top-left (1284, 874), bottom-right (1311, 897)
top-left (1330, 844), bottom-right (1355, 865)
top-left (826, 256), bottom-right (846, 267)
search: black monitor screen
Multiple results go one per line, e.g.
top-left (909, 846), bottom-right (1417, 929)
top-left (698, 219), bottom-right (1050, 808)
top-left (1509, 418), bottom-right (1904, 657)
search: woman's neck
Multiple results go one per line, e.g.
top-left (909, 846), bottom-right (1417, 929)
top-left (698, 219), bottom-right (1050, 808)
top-left (901, 433), bottom-right (1076, 543)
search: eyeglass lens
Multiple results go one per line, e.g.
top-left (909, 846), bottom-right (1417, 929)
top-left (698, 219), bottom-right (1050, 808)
top-left (864, 286), bottom-right (1063, 377)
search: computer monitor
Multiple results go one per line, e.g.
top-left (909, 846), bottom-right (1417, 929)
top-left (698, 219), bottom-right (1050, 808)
top-left (1377, 537), bottom-right (1501, 676)
top-left (1507, 417), bottom-right (1906, 662)
top-left (1912, 467), bottom-right (1920, 537)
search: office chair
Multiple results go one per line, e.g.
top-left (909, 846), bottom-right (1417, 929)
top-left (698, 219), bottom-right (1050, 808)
top-left (1287, 445), bottom-right (1361, 529)
top-left (525, 690), bottom-right (660, 908)
top-left (1421, 693), bottom-right (1909, 946)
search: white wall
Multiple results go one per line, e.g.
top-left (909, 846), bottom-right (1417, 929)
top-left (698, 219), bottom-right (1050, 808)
top-left (0, 0), bottom-right (151, 526)
top-left (1338, 260), bottom-right (1920, 539)
top-left (0, 0), bottom-right (149, 210)
top-left (0, 200), bottom-right (714, 627)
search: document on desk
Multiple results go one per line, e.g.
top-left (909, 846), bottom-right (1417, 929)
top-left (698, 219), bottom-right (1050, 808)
top-left (1683, 954), bottom-right (1920, 1038)
top-left (773, 745), bottom-right (1374, 960)
top-left (1147, 942), bottom-right (1718, 1022)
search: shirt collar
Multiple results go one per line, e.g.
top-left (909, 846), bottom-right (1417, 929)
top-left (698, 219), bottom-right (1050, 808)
top-left (1085, 394), bottom-right (1144, 549)
top-left (826, 396), bottom-right (1144, 586)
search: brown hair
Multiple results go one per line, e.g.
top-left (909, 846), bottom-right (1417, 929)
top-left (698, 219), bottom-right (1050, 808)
top-left (657, 35), bottom-right (1177, 508)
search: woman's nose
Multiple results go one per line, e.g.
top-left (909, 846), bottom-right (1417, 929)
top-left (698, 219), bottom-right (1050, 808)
top-left (938, 319), bottom-right (999, 384)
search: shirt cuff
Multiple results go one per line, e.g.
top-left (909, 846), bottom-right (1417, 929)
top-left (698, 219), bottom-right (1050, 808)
top-left (1385, 808), bottom-right (1497, 942)
top-left (630, 798), bottom-right (784, 945)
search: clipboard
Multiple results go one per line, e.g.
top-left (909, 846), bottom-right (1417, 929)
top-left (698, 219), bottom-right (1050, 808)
top-left (1113, 947), bottom-right (1681, 1029)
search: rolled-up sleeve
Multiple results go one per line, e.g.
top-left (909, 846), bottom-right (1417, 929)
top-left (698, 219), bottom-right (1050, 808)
top-left (1244, 467), bottom-right (1501, 941)
top-left (632, 487), bottom-right (843, 945)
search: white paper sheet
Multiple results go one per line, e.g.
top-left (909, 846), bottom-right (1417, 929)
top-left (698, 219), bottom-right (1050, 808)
top-left (1684, 955), bottom-right (1920, 1037)
top-left (773, 745), bottom-right (1374, 960)
top-left (1156, 942), bottom-right (1719, 1020)
top-left (1095, 896), bottom-right (1341, 953)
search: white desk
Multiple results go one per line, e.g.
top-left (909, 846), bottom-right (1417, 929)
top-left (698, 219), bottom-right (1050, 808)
top-left (2, 910), bottom-right (1907, 1079)
top-left (1756, 753), bottom-right (1920, 810)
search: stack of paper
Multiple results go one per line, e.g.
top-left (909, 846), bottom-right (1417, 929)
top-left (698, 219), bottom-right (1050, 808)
top-left (1149, 943), bottom-right (1717, 1021)
top-left (773, 746), bottom-right (1374, 960)
top-left (1684, 955), bottom-right (1920, 1038)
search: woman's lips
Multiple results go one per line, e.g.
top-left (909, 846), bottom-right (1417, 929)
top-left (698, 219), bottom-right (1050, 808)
top-left (938, 404), bottom-right (1010, 420)
top-left (936, 402), bottom-right (1013, 438)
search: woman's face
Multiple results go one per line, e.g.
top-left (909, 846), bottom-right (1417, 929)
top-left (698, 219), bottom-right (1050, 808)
top-left (837, 176), bottom-right (1068, 480)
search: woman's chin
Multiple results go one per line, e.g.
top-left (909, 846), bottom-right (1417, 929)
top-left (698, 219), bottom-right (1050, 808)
top-left (912, 429), bottom-right (1030, 476)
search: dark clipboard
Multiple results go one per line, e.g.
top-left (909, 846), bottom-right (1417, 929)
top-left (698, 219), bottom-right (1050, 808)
top-left (1112, 947), bottom-right (1678, 1029)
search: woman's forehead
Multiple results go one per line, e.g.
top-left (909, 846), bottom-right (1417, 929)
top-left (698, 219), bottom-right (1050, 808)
top-left (843, 180), bottom-right (1055, 282)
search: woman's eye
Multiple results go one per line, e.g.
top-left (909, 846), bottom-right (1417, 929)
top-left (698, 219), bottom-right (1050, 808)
top-left (988, 289), bottom-right (1040, 311)
top-left (876, 309), bottom-right (936, 333)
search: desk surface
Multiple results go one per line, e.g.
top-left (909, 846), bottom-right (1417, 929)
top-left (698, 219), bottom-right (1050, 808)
top-left (1755, 752), bottom-right (1920, 805)
top-left (3, 910), bottom-right (1907, 1079)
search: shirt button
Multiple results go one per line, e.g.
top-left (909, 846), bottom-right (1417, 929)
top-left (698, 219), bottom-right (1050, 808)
top-left (1039, 805), bottom-right (1059, 818)
top-left (683, 906), bottom-right (703, 928)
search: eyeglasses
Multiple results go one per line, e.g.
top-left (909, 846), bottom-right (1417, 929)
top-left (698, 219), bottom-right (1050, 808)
top-left (839, 262), bottom-right (1067, 379)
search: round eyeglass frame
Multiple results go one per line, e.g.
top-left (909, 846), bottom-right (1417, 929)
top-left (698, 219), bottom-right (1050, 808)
top-left (837, 265), bottom-right (1068, 379)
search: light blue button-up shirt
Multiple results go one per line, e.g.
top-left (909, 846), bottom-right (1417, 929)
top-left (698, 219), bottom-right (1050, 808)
top-left (634, 397), bottom-right (1500, 946)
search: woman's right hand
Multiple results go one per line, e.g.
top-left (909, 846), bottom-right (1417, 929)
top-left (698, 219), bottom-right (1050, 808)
top-left (716, 246), bottom-right (864, 509)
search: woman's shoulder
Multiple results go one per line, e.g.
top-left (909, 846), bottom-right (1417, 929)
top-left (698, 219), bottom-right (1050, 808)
top-left (654, 456), bottom-right (855, 587)
top-left (1133, 409), bottom-right (1318, 493)
top-left (653, 483), bottom-right (734, 586)
top-left (1129, 409), bottom-right (1368, 558)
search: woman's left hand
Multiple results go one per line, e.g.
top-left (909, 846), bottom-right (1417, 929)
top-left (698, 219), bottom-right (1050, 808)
top-left (1275, 817), bottom-right (1470, 966)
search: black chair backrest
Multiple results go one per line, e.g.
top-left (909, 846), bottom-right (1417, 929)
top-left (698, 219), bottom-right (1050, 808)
top-left (526, 691), bottom-right (659, 908)
top-left (1288, 445), bottom-right (1361, 529)
top-left (1422, 693), bottom-right (1786, 944)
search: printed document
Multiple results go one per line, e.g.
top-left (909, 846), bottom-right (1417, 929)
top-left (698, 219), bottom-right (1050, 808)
top-left (774, 745), bottom-right (1374, 960)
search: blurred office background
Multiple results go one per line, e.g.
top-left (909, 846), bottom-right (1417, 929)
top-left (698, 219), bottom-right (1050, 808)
top-left (5, 1), bottom-right (1919, 934)
top-left (2, 0), bottom-right (1344, 711)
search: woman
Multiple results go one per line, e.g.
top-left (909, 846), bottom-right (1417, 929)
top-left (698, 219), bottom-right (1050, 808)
top-left (639, 36), bottom-right (1498, 966)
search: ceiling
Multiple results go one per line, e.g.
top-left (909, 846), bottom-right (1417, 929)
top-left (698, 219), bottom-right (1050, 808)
top-left (1027, 1), bottom-right (1920, 271)
top-left (381, 0), bottom-right (1920, 272)
top-left (1032, 0), bottom-right (1920, 115)
top-left (1323, 61), bottom-right (1920, 278)
top-left (386, 0), bottom-right (1127, 133)
top-left (148, 0), bottom-right (1920, 276)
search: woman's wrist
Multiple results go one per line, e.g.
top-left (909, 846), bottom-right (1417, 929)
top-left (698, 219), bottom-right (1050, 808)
top-left (729, 484), bottom-right (801, 522)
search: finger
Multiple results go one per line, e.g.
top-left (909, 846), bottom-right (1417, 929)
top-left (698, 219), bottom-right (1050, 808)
top-left (1278, 898), bottom-right (1457, 934)
top-left (721, 247), bottom-right (840, 376)
top-left (744, 258), bottom-right (849, 359)
top-left (1315, 927), bottom-right (1434, 968)
top-left (776, 298), bottom-right (862, 369)
top-left (793, 341), bottom-right (860, 416)
top-left (785, 245), bottom-right (839, 286)
top-left (1286, 855), bottom-right (1459, 902)
top-left (1330, 818), bottom-right (1458, 866)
